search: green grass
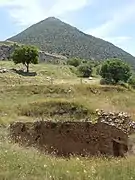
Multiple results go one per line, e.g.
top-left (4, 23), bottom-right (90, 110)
top-left (19, 98), bottom-right (93, 121)
top-left (0, 61), bottom-right (100, 85)
top-left (0, 128), bottom-right (134, 180)
top-left (0, 62), bottom-right (134, 123)
top-left (0, 61), bottom-right (135, 179)
top-left (0, 61), bottom-right (77, 82)
top-left (0, 82), bottom-right (135, 124)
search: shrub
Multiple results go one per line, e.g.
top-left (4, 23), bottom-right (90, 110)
top-left (96, 65), bottom-right (101, 75)
top-left (69, 66), bottom-right (78, 75)
top-left (100, 59), bottom-right (132, 84)
top-left (67, 58), bottom-right (81, 67)
top-left (117, 81), bottom-right (129, 88)
top-left (128, 76), bottom-right (135, 88)
top-left (78, 63), bottom-right (93, 77)
top-left (100, 78), bottom-right (114, 85)
top-left (81, 59), bottom-right (88, 64)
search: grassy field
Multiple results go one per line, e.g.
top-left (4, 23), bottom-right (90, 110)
top-left (0, 128), bottom-right (135, 180)
top-left (0, 61), bottom-right (135, 179)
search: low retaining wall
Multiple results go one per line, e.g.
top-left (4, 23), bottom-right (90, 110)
top-left (96, 110), bottom-right (135, 134)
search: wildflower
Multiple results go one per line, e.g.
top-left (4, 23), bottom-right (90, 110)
top-left (91, 166), bottom-right (96, 174)
top-left (84, 169), bottom-right (87, 173)
top-left (44, 164), bottom-right (47, 168)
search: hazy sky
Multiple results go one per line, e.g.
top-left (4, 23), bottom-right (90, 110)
top-left (0, 0), bottom-right (135, 55)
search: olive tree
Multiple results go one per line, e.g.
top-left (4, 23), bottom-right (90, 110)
top-left (12, 45), bottom-right (39, 73)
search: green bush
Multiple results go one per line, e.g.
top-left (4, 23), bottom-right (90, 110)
top-left (69, 66), bottom-right (78, 75)
top-left (67, 58), bottom-right (81, 67)
top-left (100, 78), bottom-right (114, 85)
top-left (100, 59), bottom-right (132, 84)
top-left (96, 65), bottom-right (101, 75)
top-left (81, 59), bottom-right (88, 64)
top-left (117, 81), bottom-right (129, 88)
top-left (128, 76), bottom-right (135, 88)
top-left (78, 63), bottom-right (92, 77)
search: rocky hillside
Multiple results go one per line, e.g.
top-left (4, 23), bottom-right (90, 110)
top-left (0, 43), bottom-right (67, 64)
top-left (8, 17), bottom-right (135, 67)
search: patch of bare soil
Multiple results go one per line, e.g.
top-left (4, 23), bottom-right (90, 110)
top-left (9, 121), bottom-right (128, 157)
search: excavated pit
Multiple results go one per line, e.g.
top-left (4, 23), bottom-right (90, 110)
top-left (9, 121), bottom-right (128, 157)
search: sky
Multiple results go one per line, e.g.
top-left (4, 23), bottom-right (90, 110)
top-left (0, 0), bottom-right (135, 56)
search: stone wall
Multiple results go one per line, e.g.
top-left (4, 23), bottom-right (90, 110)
top-left (0, 45), bottom-right (15, 60)
top-left (39, 51), bottom-right (67, 64)
top-left (96, 110), bottom-right (135, 134)
top-left (9, 121), bottom-right (128, 157)
top-left (0, 44), bottom-right (67, 64)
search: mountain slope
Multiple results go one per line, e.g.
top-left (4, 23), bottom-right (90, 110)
top-left (8, 17), bottom-right (135, 66)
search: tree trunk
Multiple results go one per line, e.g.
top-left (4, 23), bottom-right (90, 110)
top-left (26, 64), bottom-right (29, 73)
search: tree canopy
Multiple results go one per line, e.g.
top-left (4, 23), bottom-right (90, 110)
top-left (67, 58), bottom-right (81, 67)
top-left (100, 59), bottom-right (132, 84)
top-left (78, 63), bottom-right (93, 78)
top-left (12, 45), bottom-right (39, 73)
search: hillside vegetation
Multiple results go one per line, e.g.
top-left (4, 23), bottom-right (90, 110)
top-left (0, 129), bottom-right (135, 180)
top-left (0, 61), bottom-right (134, 123)
top-left (8, 17), bottom-right (135, 67)
top-left (0, 61), bottom-right (135, 179)
top-left (0, 125), bottom-right (135, 180)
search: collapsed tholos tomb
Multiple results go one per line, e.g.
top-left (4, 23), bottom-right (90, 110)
top-left (9, 120), bottom-right (128, 157)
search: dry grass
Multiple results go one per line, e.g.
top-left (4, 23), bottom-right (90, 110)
top-left (0, 127), bottom-right (134, 180)
top-left (0, 61), bottom-right (135, 123)
top-left (19, 98), bottom-right (93, 121)
top-left (0, 82), bottom-right (135, 123)
top-left (0, 61), bottom-right (135, 179)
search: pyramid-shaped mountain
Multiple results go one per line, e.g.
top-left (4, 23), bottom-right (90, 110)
top-left (8, 17), bottom-right (135, 66)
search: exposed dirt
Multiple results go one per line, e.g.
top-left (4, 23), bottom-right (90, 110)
top-left (9, 121), bottom-right (128, 157)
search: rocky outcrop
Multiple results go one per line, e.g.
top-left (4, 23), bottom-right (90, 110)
top-left (9, 121), bottom-right (128, 157)
top-left (0, 44), bottom-right (67, 64)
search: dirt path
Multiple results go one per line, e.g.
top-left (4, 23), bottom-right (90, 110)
top-left (55, 78), bottom-right (100, 85)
